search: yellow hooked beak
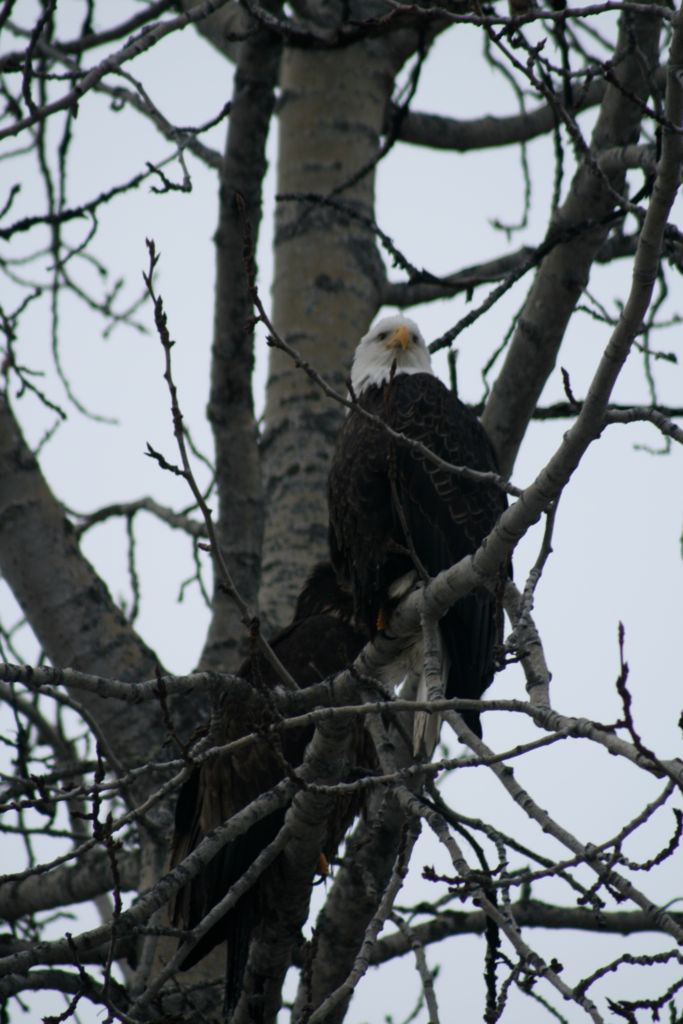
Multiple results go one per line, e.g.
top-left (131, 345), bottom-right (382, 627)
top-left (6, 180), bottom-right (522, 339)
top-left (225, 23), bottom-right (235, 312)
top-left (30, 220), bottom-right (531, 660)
top-left (385, 325), bottom-right (411, 352)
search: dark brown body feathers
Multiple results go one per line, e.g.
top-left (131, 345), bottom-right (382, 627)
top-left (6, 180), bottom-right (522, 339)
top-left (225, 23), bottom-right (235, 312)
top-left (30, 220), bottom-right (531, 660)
top-left (328, 373), bottom-right (508, 734)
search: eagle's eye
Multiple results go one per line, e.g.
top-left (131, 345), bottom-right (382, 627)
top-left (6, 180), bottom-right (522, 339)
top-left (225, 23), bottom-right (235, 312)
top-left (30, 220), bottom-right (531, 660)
top-left (411, 333), bottom-right (417, 344)
top-left (376, 331), bottom-right (388, 341)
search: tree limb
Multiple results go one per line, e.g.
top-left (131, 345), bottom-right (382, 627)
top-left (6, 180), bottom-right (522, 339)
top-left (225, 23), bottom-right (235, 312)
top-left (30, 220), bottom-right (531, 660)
top-left (381, 246), bottom-right (535, 307)
top-left (198, 23), bottom-right (280, 671)
top-left (393, 78), bottom-right (606, 151)
top-left (0, 0), bottom-right (237, 143)
top-left (0, 394), bottom-right (166, 813)
top-left (482, 2), bottom-right (664, 476)
top-left (0, 848), bottom-right (139, 921)
top-left (0, 0), bottom-right (176, 70)
top-left (370, 900), bottom-right (683, 964)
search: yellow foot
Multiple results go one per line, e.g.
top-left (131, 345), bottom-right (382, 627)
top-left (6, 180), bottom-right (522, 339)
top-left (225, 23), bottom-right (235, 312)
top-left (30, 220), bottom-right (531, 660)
top-left (376, 608), bottom-right (387, 632)
top-left (317, 852), bottom-right (330, 876)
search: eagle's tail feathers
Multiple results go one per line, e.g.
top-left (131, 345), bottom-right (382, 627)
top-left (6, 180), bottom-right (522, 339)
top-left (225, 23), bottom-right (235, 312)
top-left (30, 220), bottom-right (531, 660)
top-left (224, 911), bottom-right (254, 1021)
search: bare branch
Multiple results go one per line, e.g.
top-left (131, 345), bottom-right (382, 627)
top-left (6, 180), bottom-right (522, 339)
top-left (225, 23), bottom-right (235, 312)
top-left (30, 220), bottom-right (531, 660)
top-left (0, 777), bottom-right (293, 978)
top-left (371, 901), bottom-right (683, 964)
top-left (0, 0), bottom-right (236, 143)
top-left (482, 3), bottom-right (665, 474)
top-left (143, 242), bottom-right (299, 691)
top-left (0, 0), bottom-right (176, 71)
top-left (306, 823), bottom-right (420, 1024)
top-left (394, 78), bottom-right (606, 151)
top-left (71, 497), bottom-right (207, 540)
top-left (0, 394), bottom-right (167, 817)
top-left (0, 848), bottom-right (139, 921)
top-left (381, 246), bottom-right (535, 308)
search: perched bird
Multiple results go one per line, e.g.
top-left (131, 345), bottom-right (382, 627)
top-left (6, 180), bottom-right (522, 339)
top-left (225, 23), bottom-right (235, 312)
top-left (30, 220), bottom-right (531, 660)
top-left (328, 314), bottom-right (508, 755)
top-left (170, 563), bottom-right (369, 1014)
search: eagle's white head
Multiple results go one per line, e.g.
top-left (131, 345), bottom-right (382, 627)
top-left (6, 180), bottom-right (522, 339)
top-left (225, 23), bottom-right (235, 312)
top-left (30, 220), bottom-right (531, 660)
top-left (350, 315), bottom-right (432, 394)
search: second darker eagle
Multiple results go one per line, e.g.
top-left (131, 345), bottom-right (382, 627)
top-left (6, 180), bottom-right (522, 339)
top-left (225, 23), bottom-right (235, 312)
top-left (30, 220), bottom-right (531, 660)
top-left (171, 564), bottom-right (369, 1015)
top-left (328, 315), bottom-right (508, 751)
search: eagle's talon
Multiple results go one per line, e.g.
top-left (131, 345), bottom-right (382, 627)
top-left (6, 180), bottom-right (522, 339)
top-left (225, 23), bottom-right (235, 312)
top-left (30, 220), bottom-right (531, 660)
top-left (317, 852), bottom-right (330, 876)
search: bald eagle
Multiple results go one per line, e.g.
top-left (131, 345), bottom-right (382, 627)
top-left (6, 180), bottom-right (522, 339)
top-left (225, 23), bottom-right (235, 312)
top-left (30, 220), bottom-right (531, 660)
top-left (328, 315), bottom-right (507, 754)
top-left (170, 563), bottom-right (370, 1014)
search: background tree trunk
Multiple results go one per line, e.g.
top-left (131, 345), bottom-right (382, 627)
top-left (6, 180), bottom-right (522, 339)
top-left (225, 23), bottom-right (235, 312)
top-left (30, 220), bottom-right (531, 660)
top-left (259, 35), bottom-right (417, 627)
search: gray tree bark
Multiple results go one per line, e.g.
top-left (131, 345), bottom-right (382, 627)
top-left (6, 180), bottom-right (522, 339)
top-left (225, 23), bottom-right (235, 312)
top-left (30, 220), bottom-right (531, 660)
top-left (258, 32), bottom-right (418, 628)
top-left (199, 26), bottom-right (280, 671)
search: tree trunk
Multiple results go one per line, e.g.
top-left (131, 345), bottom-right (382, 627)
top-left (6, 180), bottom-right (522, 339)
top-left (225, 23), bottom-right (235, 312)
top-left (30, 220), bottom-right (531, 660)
top-left (258, 38), bottom-right (405, 629)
